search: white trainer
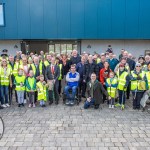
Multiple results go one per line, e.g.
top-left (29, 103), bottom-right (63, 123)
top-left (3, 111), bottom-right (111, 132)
top-left (5, 103), bottom-right (10, 107)
top-left (33, 103), bottom-right (36, 108)
top-left (2, 104), bottom-right (7, 108)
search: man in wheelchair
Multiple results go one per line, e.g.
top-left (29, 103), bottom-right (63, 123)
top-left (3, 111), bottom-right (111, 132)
top-left (64, 64), bottom-right (80, 105)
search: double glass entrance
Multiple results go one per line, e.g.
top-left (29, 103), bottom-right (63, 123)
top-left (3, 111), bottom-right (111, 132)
top-left (23, 40), bottom-right (80, 55)
top-left (48, 43), bottom-right (78, 54)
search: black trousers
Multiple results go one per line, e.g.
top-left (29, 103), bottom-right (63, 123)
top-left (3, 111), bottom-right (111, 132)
top-left (48, 80), bottom-right (59, 102)
top-left (132, 92), bottom-right (144, 109)
top-left (126, 82), bottom-right (131, 99)
top-left (118, 90), bottom-right (126, 105)
top-left (103, 85), bottom-right (107, 103)
top-left (79, 80), bottom-right (86, 96)
top-left (58, 80), bottom-right (62, 95)
top-left (9, 86), bottom-right (18, 104)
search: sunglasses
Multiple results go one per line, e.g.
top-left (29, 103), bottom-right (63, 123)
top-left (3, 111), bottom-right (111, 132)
top-left (136, 66), bottom-right (141, 67)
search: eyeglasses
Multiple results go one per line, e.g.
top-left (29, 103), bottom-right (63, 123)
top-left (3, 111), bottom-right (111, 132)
top-left (2, 61), bottom-right (7, 62)
top-left (136, 66), bottom-right (141, 67)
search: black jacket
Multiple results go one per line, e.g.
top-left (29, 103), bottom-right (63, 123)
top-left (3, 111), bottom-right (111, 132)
top-left (83, 62), bottom-right (99, 81)
top-left (70, 55), bottom-right (81, 66)
top-left (45, 65), bottom-right (60, 81)
top-left (126, 58), bottom-right (136, 71)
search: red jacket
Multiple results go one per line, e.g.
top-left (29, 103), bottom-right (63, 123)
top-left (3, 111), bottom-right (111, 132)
top-left (99, 68), bottom-right (112, 85)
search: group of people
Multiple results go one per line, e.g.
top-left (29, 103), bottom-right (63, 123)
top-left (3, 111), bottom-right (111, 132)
top-left (0, 48), bottom-right (150, 111)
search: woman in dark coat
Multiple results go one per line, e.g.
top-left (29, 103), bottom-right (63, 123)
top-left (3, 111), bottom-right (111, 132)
top-left (84, 73), bottom-right (110, 109)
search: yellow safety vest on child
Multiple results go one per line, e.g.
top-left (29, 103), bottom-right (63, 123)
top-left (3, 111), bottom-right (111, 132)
top-left (36, 81), bottom-right (47, 101)
top-left (15, 75), bottom-right (26, 91)
top-left (106, 78), bottom-right (118, 98)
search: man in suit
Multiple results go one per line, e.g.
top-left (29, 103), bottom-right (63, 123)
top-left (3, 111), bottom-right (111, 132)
top-left (45, 57), bottom-right (60, 105)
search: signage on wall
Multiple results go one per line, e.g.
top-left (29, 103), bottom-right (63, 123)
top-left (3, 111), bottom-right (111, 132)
top-left (0, 4), bottom-right (4, 26)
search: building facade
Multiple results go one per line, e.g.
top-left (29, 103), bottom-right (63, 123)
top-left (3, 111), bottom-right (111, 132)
top-left (0, 0), bottom-right (150, 57)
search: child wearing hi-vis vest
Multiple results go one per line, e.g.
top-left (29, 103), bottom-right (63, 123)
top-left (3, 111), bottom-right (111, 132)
top-left (14, 68), bottom-right (26, 107)
top-left (105, 72), bottom-right (118, 108)
top-left (36, 75), bottom-right (47, 107)
top-left (26, 70), bottom-right (36, 108)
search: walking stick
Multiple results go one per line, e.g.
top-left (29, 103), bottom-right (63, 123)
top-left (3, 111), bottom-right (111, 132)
top-left (110, 86), bottom-right (112, 107)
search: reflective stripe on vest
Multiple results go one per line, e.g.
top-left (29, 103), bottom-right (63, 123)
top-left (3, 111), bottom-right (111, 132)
top-left (106, 78), bottom-right (118, 98)
top-left (117, 71), bottom-right (128, 91)
top-left (131, 71), bottom-right (146, 91)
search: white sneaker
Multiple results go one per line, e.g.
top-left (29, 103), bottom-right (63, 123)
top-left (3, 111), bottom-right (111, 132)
top-left (2, 104), bottom-right (7, 108)
top-left (5, 104), bottom-right (10, 107)
top-left (28, 104), bottom-right (32, 108)
top-left (109, 105), bottom-right (111, 108)
top-left (33, 103), bottom-right (36, 108)
top-left (112, 105), bottom-right (114, 108)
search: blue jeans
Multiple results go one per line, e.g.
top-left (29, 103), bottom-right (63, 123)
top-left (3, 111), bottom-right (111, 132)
top-left (40, 100), bottom-right (45, 106)
top-left (17, 91), bottom-right (24, 104)
top-left (64, 86), bottom-right (77, 100)
top-left (84, 98), bottom-right (95, 109)
top-left (1, 85), bottom-right (9, 105)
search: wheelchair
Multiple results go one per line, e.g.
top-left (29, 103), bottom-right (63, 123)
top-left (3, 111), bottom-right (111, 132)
top-left (63, 86), bottom-right (81, 106)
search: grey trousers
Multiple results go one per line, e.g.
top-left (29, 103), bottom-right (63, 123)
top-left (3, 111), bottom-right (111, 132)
top-left (28, 92), bottom-right (35, 104)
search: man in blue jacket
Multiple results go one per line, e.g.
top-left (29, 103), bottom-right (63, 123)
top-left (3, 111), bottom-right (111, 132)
top-left (64, 64), bottom-right (80, 105)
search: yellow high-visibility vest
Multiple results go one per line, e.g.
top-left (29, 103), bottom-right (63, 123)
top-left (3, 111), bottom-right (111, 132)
top-left (117, 71), bottom-right (128, 91)
top-left (15, 75), bottom-right (26, 91)
top-left (0, 67), bottom-right (12, 86)
top-left (146, 71), bottom-right (150, 90)
top-left (36, 81), bottom-right (47, 101)
top-left (106, 78), bottom-right (118, 98)
top-left (131, 71), bottom-right (146, 91)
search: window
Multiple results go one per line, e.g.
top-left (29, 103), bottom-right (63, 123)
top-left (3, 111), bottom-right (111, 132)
top-left (48, 44), bottom-right (78, 54)
top-left (0, 4), bottom-right (4, 26)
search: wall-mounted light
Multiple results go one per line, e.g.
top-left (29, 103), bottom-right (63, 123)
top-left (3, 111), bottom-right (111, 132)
top-left (87, 45), bottom-right (91, 49)
top-left (14, 45), bottom-right (18, 49)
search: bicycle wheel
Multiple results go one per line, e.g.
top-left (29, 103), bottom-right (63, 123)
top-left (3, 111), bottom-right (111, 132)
top-left (0, 116), bottom-right (4, 140)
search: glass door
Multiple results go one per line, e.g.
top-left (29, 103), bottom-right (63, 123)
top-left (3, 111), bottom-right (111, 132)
top-left (48, 43), bottom-right (78, 55)
top-left (48, 41), bottom-right (80, 55)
